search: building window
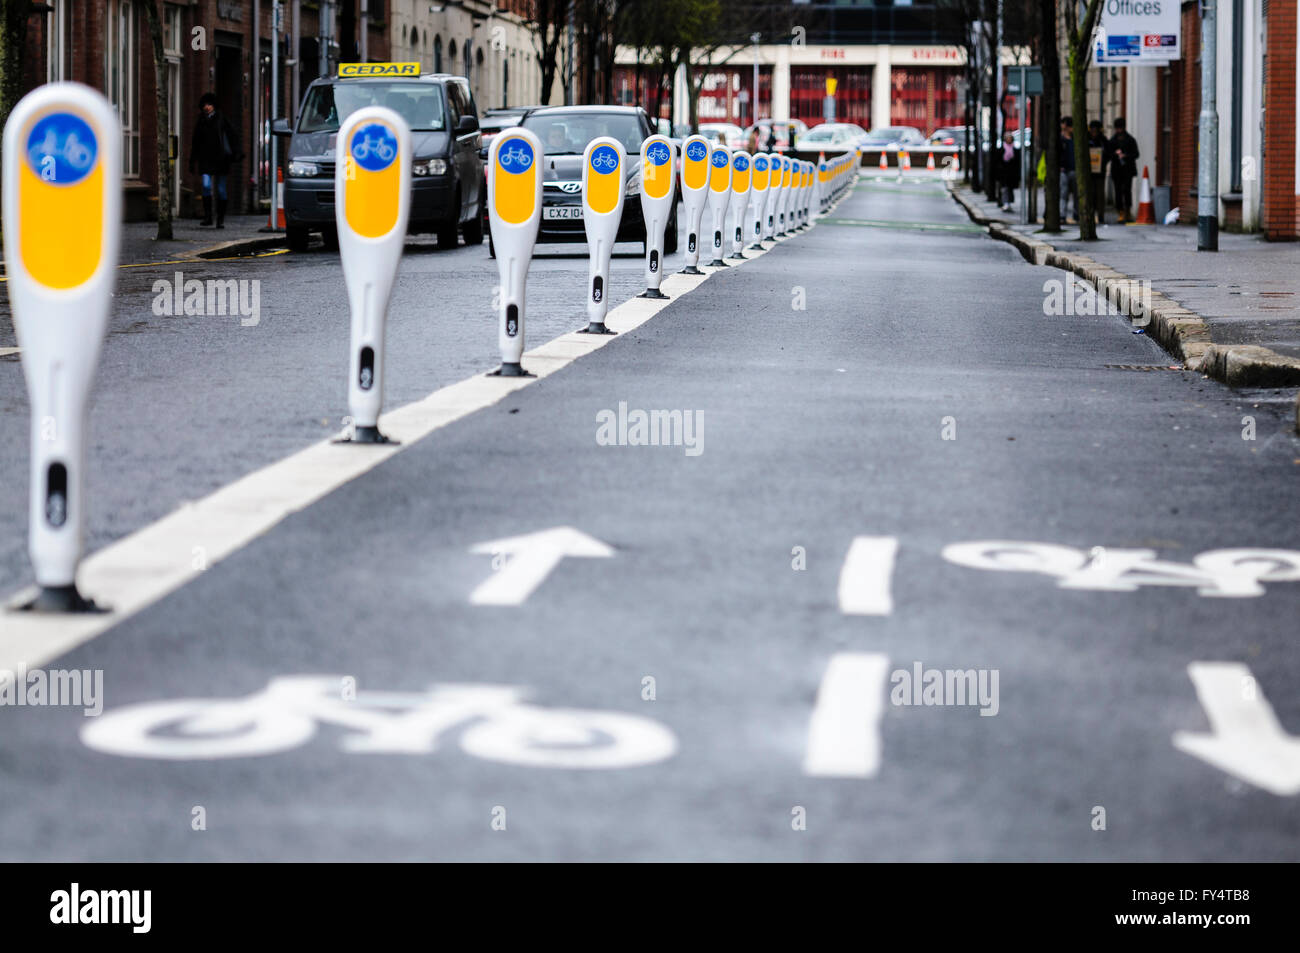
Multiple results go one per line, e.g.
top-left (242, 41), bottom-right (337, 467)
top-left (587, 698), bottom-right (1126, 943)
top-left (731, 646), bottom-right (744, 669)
top-left (106, 0), bottom-right (140, 177)
top-left (463, 39), bottom-right (471, 80)
top-left (434, 35), bottom-right (442, 73)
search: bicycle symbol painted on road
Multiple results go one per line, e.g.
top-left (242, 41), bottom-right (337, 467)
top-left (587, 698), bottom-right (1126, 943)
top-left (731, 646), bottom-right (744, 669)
top-left (80, 676), bottom-right (679, 769)
top-left (349, 123), bottom-right (397, 172)
top-left (589, 145), bottom-right (619, 173)
top-left (26, 113), bottom-right (97, 185)
top-left (497, 138), bottom-right (534, 172)
top-left (646, 143), bottom-right (670, 166)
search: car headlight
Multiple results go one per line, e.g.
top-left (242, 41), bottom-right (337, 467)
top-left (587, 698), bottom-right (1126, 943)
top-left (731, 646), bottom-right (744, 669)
top-left (413, 158), bottom-right (448, 176)
top-left (288, 160), bottom-right (320, 177)
top-left (625, 172), bottom-right (641, 197)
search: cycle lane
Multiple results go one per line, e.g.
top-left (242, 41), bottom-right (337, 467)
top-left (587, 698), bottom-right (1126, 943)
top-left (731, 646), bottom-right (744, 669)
top-left (2, 178), bottom-right (1299, 860)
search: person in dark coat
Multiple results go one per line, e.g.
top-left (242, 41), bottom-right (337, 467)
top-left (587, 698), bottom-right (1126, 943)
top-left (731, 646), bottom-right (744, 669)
top-left (1058, 116), bottom-right (1076, 223)
top-left (1108, 117), bottom-right (1140, 223)
top-left (1087, 119), bottom-right (1109, 226)
top-left (189, 92), bottom-right (241, 228)
top-left (992, 131), bottom-right (1021, 211)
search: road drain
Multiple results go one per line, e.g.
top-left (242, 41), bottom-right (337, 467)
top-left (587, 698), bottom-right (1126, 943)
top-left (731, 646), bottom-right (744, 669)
top-left (1103, 363), bottom-right (1184, 371)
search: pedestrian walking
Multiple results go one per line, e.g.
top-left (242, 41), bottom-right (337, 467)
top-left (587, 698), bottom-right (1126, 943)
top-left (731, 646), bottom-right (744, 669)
top-left (1087, 120), bottom-right (1108, 226)
top-left (993, 131), bottom-right (1020, 211)
top-left (746, 127), bottom-right (762, 155)
top-left (1058, 117), bottom-right (1077, 224)
top-left (1108, 117), bottom-right (1140, 224)
top-left (189, 92), bottom-right (241, 228)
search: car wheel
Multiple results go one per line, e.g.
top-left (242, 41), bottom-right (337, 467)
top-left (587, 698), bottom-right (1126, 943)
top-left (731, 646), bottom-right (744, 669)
top-left (463, 192), bottom-right (485, 245)
top-left (286, 225), bottom-right (310, 252)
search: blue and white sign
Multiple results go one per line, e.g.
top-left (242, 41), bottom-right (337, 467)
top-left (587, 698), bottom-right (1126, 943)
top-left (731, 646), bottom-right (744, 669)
top-left (26, 113), bottom-right (97, 184)
top-left (1095, 2), bottom-right (1180, 65)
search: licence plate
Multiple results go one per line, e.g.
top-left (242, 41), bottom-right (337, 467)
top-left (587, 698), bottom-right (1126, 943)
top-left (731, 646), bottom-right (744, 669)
top-left (543, 206), bottom-right (583, 220)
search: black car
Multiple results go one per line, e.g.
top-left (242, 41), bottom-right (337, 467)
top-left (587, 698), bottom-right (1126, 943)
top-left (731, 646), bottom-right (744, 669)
top-left (492, 104), bottom-right (677, 257)
top-left (273, 71), bottom-right (483, 251)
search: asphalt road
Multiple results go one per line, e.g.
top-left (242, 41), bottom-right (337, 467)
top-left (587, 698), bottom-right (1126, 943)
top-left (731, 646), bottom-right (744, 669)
top-left (2, 173), bottom-right (1299, 861)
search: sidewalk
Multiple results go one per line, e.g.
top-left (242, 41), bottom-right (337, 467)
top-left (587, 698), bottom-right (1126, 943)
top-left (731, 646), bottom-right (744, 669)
top-left (120, 213), bottom-right (285, 265)
top-left (948, 183), bottom-right (1300, 390)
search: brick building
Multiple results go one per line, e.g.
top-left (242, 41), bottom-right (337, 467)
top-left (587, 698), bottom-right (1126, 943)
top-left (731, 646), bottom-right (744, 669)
top-left (16, 1), bottom-right (394, 221)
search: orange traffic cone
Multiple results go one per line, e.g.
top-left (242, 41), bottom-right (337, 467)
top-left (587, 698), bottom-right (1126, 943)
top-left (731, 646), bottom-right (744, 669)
top-left (901, 151), bottom-right (911, 171)
top-left (926, 152), bottom-right (935, 170)
top-left (1133, 166), bottom-right (1155, 225)
top-left (878, 150), bottom-right (888, 171)
top-left (952, 152), bottom-right (960, 174)
top-left (267, 166), bottom-right (286, 229)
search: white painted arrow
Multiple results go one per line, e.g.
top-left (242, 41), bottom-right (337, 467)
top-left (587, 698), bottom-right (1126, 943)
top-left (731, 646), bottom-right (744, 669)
top-left (1173, 662), bottom-right (1300, 796)
top-left (804, 653), bottom-right (891, 777)
top-left (469, 526), bottom-right (614, 606)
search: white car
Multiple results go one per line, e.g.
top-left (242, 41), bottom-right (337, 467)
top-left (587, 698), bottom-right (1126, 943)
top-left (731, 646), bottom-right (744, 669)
top-left (699, 122), bottom-right (745, 149)
top-left (800, 123), bottom-right (869, 150)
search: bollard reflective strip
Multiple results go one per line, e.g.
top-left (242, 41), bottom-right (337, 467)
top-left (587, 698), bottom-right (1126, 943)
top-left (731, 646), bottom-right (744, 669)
top-left (334, 106), bottom-right (411, 444)
top-left (580, 136), bottom-right (626, 332)
top-left (705, 146), bottom-right (732, 265)
top-left (2, 83), bottom-right (121, 609)
top-left (678, 134), bottom-right (712, 274)
top-left (487, 127), bottom-right (544, 375)
top-left (638, 135), bottom-right (675, 297)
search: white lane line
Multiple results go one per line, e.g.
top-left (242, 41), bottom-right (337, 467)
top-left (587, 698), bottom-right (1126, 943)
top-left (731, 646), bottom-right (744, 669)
top-left (837, 536), bottom-right (899, 616)
top-left (0, 347), bottom-right (19, 358)
top-left (1173, 662), bottom-right (1300, 796)
top-left (803, 652), bottom-right (891, 777)
top-left (0, 239), bottom-right (792, 672)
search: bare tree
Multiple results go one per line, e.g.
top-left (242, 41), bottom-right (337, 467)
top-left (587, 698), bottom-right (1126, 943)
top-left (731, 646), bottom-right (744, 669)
top-left (0, 0), bottom-right (30, 135)
top-left (531, 0), bottom-right (568, 106)
top-left (141, 0), bottom-right (173, 240)
top-left (1039, 0), bottom-right (1060, 232)
top-left (1063, 0), bottom-right (1103, 239)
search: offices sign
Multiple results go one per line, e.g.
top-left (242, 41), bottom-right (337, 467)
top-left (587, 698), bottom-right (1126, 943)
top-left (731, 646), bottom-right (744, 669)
top-left (1095, 0), bottom-right (1181, 64)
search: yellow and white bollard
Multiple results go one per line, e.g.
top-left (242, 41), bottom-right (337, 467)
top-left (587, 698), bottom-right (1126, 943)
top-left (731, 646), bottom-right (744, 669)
top-left (579, 136), bottom-right (626, 334)
top-left (705, 145), bottom-right (732, 267)
top-left (637, 134), bottom-right (676, 299)
top-left (748, 152), bottom-right (771, 249)
top-left (727, 150), bottom-right (752, 259)
top-left (2, 83), bottom-right (120, 611)
top-left (486, 127), bottom-right (544, 376)
top-left (678, 134), bottom-right (712, 275)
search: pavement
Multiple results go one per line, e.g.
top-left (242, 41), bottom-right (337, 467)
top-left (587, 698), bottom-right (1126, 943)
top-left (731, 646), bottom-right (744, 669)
top-left (949, 182), bottom-right (1300, 396)
top-left (1, 174), bottom-right (1299, 861)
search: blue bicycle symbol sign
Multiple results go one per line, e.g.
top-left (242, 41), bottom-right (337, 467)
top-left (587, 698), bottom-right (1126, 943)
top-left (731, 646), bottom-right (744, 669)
top-left (646, 143), bottom-right (670, 166)
top-left (754, 156), bottom-right (769, 171)
top-left (26, 113), bottom-right (97, 185)
top-left (686, 142), bottom-right (708, 162)
top-left (710, 151), bottom-right (729, 168)
top-left (733, 155), bottom-right (749, 171)
top-left (350, 123), bottom-right (397, 172)
top-left (590, 145), bottom-right (619, 173)
top-left (498, 138), bottom-right (534, 173)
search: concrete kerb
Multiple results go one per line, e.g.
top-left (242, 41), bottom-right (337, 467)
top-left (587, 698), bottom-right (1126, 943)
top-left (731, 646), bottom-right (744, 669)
top-left (948, 182), bottom-right (1300, 427)
top-left (195, 235), bottom-right (288, 259)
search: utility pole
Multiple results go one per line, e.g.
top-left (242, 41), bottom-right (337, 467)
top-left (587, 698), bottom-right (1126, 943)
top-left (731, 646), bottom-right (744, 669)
top-left (1198, 0), bottom-right (1219, 251)
top-left (751, 32), bottom-right (760, 127)
top-left (271, 0), bottom-right (281, 229)
top-left (360, 0), bottom-right (368, 62)
top-left (290, 1), bottom-right (300, 123)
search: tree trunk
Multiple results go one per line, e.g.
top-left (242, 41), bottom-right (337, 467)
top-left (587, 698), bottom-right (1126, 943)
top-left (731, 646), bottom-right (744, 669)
top-left (1068, 46), bottom-right (1095, 239)
top-left (0, 0), bottom-right (31, 136)
top-left (141, 0), bottom-right (174, 240)
top-left (1039, 0), bottom-right (1060, 233)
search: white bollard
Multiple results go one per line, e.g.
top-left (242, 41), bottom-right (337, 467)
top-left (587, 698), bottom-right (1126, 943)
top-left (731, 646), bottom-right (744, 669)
top-left (728, 150), bottom-right (752, 259)
top-left (334, 106), bottom-right (412, 444)
top-left (486, 127), bottom-right (544, 376)
top-left (2, 83), bottom-right (120, 611)
top-left (579, 136), bottom-right (626, 334)
top-left (637, 134), bottom-right (675, 299)
top-left (748, 152), bottom-right (771, 249)
top-left (678, 134), bottom-right (712, 275)
top-left (705, 144), bottom-right (732, 267)
top-left (763, 155), bottom-right (781, 241)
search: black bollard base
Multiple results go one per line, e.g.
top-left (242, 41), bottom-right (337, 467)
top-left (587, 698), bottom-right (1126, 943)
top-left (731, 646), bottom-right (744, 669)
top-left (577, 322), bottom-right (617, 335)
top-left (490, 362), bottom-right (536, 378)
top-left (20, 584), bottom-right (108, 614)
top-left (334, 425), bottom-right (398, 446)
top-left (707, 259), bottom-right (729, 267)
top-left (679, 265), bottom-right (704, 275)
top-left (727, 252), bottom-right (747, 260)
top-left (637, 288), bottom-right (670, 299)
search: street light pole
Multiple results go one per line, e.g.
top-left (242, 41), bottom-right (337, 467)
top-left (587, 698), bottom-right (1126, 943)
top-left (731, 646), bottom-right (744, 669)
top-left (1198, 0), bottom-right (1219, 251)
top-left (751, 32), bottom-right (760, 130)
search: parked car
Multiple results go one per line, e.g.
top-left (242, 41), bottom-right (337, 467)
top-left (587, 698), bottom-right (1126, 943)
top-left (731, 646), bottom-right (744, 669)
top-left (273, 69), bottom-right (483, 251)
top-left (699, 122), bottom-right (745, 149)
top-left (863, 126), bottom-right (927, 152)
top-left (744, 118), bottom-right (809, 152)
top-left (510, 105), bottom-right (678, 257)
top-left (480, 105), bottom-right (541, 238)
top-left (928, 125), bottom-right (977, 147)
top-left (801, 122), bottom-right (870, 150)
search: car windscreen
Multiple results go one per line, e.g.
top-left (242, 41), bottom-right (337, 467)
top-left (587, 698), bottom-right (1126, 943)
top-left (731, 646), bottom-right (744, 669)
top-left (298, 82), bottom-right (447, 133)
top-left (522, 113), bottom-right (644, 156)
